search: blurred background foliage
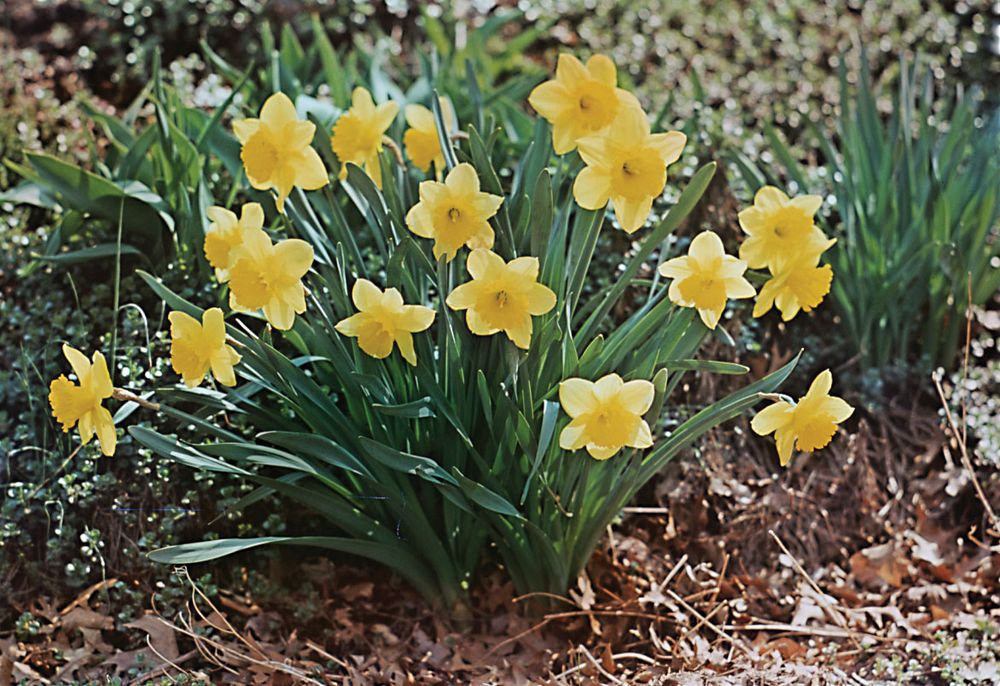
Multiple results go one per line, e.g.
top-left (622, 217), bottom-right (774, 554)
top-left (0, 0), bottom-right (997, 635)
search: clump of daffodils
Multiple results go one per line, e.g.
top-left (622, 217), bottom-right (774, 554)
top-left (51, 49), bottom-right (855, 601)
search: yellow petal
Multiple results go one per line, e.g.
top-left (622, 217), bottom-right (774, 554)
top-left (649, 131), bottom-right (687, 165)
top-left (202, 307), bottom-right (227, 346)
top-left (555, 53), bottom-right (588, 85)
top-left (754, 186), bottom-right (789, 211)
top-left (405, 202), bottom-right (435, 238)
top-left (294, 147), bottom-right (330, 190)
top-left (239, 203), bottom-right (265, 230)
top-left (559, 378), bottom-right (599, 417)
top-left (445, 282), bottom-right (478, 311)
top-left (573, 167), bottom-right (612, 210)
top-left (619, 379), bottom-right (655, 415)
top-left (264, 300), bottom-right (296, 330)
top-left (525, 283), bottom-right (557, 316)
top-left (62, 344), bottom-right (91, 382)
top-left (396, 331), bottom-right (417, 365)
top-left (750, 401), bottom-right (794, 436)
top-left (447, 163), bottom-right (480, 196)
top-left (824, 396), bottom-right (854, 423)
top-left (559, 422), bottom-right (588, 451)
top-left (805, 369), bottom-right (833, 399)
top-left (776, 428), bottom-right (796, 466)
top-left (398, 305), bottom-right (436, 332)
top-left (94, 406), bottom-right (117, 456)
top-left (593, 373), bottom-right (624, 401)
top-left (466, 248), bottom-right (505, 280)
top-left (586, 54), bottom-right (616, 85)
top-left (211, 351), bottom-right (239, 387)
top-left (687, 231), bottom-right (725, 265)
top-left (586, 443), bottom-right (620, 460)
top-left (274, 238), bottom-right (314, 277)
top-left (658, 255), bottom-right (692, 280)
top-left (405, 103), bottom-right (435, 130)
top-left (528, 80), bottom-right (568, 119)
top-left (631, 420), bottom-right (653, 449)
top-left (613, 196), bottom-right (652, 234)
top-left (232, 118), bottom-right (260, 144)
top-left (505, 314), bottom-right (533, 349)
top-left (352, 279), bottom-right (383, 311)
top-left (260, 92), bottom-right (298, 130)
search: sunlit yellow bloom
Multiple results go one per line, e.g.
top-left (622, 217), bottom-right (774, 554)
top-left (558, 374), bottom-right (654, 460)
top-left (573, 106), bottom-right (686, 233)
top-left (403, 98), bottom-right (455, 175)
top-left (737, 186), bottom-right (832, 270)
top-left (228, 230), bottom-right (314, 330)
top-left (528, 53), bottom-right (641, 155)
top-left (753, 255), bottom-right (834, 321)
top-left (445, 249), bottom-right (556, 349)
top-left (169, 308), bottom-right (241, 388)
top-left (330, 87), bottom-right (399, 188)
top-left (405, 163), bottom-right (503, 262)
top-left (48, 344), bottom-right (116, 456)
top-left (232, 92), bottom-right (329, 213)
top-left (751, 369), bottom-right (853, 466)
top-left (658, 231), bottom-right (755, 329)
top-left (203, 203), bottom-right (265, 282)
top-left (335, 279), bottom-right (436, 366)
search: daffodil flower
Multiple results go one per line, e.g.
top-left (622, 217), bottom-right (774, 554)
top-left (49, 344), bottom-right (116, 456)
top-left (751, 370), bottom-right (854, 466)
top-left (753, 255), bottom-right (834, 321)
top-left (658, 231), bottom-right (756, 329)
top-left (528, 53), bottom-right (641, 155)
top-left (573, 106), bottom-right (686, 233)
top-left (330, 87), bottom-right (399, 188)
top-left (558, 374), bottom-right (655, 460)
top-left (228, 230), bottom-right (314, 331)
top-left (335, 279), bottom-right (436, 365)
top-left (738, 186), bottom-right (833, 271)
top-left (203, 203), bottom-right (265, 282)
top-left (403, 98), bottom-right (455, 175)
top-left (405, 163), bottom-right (503, 262)
top-left (445, 249), bottom-right (556, 349)
top-left (169, 308), bottom-right (242, 388)
top-left (233, 92), bottom-right (329, 213)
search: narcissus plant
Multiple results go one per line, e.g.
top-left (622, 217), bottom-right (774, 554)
top-left (169, 308), bottom-right (242, 388)
top-left (558, 375), bottom-right (654, 459)
top-left (405, 163), bottom-right (503, 261)
top-left (404, 98), bottom-right (455, 175)
top-left (445, 249), bottom-right (556, 349)
top-left (573, 105), bottom-right (686, 233)
top-left (658, 231), bottom-right (756, 330)
top-left (227, 230), bottom-right (314, 330)
top-left (336, 279), bottom-right (436, 365)
top-left (528, 53), bottom-right (640, 155)
top-left (203, 203), bottom-right (265, 282)
top-left (751, 370), bottom-right (854, 466)
top-left (233, 92), bottom-right (329, 213)
top-left (49, 345), bottom-right (117, 456)
top-left (330, 86), bottom-right (399, 187)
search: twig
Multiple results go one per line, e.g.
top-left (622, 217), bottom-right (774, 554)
top-left (578, 644), bottom-right (626, 686)
top-left (112, 388), bottom-right (161, 411)
top-left (932, 375), bottom-right (999, 532)
top-left (665, 589), bottom-right (756, 658)
top-left (768, 529), bottom-right (853, 634)
top-left (725, 622), bottom-right (911, 643)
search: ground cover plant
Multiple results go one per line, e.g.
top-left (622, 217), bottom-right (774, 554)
top-left (2, 2), bottom-right (999, 683)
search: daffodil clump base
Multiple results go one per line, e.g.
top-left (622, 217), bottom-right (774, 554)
top-left (51, 47), bottom-right (854, 607)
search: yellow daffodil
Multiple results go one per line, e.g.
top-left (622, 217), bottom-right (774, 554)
top-left (751, 370), bottom-right (853, 466)
top-left (528, 53), bottom-right (641, 155)
top-left (573, 106), bottom-right (686, 233)
top-left (233, 92), bottom-right (329, 213)
top-left (445, 249), bottom-right (556, 349)
top-left (228, 230), bottom-right (314, 330)
top-left (558, 374), bottom-right (655, 460)
top-left (405, 163), bottom-right (503, 262)
top-left (49, 344), bottom-right (116, 456)
top-left (335, 279), bottom-right (436, 365)
top-left (203, 203), bottom-right (265, 282)
top-left (658, 231), bottom-right (756, 329)
top-left (330, 87), bottom-right (399, 188)
top-left (403, 98), bottom-right (455, 175)
top-left (169, 308), bottom-right (241, 388)
top-left (737, 186), bottom-right (833, 270)
top-left (753, 256), bottom-right (834, 321)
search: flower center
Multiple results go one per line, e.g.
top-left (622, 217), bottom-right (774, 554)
top-left (612, 152), bottom-right (666, 200)
top-left (579, 95), bottom-right (594, 111)
top-left (448, 207), bottom-right (462, 222)
top-left (495, 289), bottom-right (510, 307)
top-left (242, 132), bottom-right (280, 182)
